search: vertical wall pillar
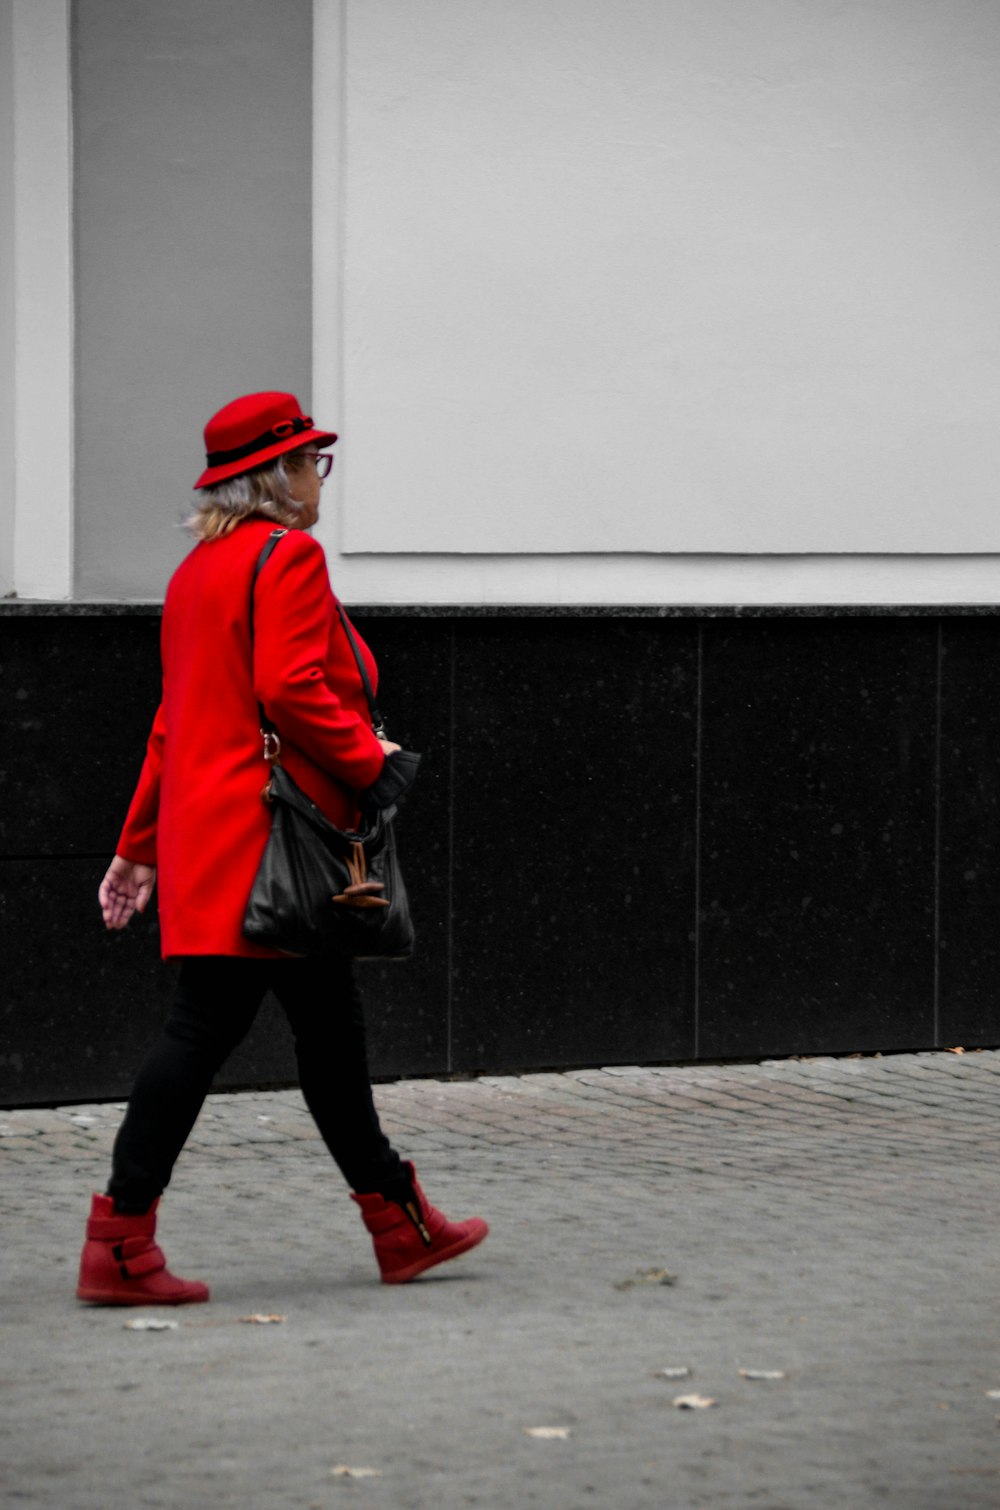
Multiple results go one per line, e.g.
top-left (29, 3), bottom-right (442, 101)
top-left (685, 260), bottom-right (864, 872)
top-left (11, 0), bottom-right (73, 600)
top-left (0, 0), bottom-right (14, 595)
top-left (312, 0), bottom-right (344, 571)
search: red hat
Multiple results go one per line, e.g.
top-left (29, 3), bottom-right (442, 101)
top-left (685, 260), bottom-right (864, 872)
top-left (194, 391), bottom-right (338, 489)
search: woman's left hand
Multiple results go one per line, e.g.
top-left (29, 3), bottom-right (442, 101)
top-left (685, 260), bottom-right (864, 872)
top-left (98, 856), bottom-right (157, 931)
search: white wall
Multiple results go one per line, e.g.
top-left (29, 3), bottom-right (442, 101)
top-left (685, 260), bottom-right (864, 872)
top-left (313, 0), bottom-right (1000, 603)
top-left (0, 0), bottom-right (14, 597)
top-left (6, 0), bottom-right (73, 601)
top-left (6, 0), bottom-right (1000, 603)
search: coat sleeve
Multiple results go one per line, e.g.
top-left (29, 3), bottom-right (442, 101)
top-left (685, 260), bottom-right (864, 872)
top-left (116, 699), bottom-right (166, 865)
top-left (253, 532), bottom-right (386, 790)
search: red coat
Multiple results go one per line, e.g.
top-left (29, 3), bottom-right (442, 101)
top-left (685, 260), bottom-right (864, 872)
top-left (117, 518), bottom-right (385, 958)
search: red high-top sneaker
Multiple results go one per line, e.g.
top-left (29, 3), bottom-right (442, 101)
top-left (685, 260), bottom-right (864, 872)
top-left (76, 1193), bottom-right (210, 1306)
top-left (352, 1162), bottom-right (488, 1284)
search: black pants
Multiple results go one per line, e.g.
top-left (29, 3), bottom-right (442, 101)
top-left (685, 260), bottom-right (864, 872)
top-left (108, 956), bottom-right (405, 1213)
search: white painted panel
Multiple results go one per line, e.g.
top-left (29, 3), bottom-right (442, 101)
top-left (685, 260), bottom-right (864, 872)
top-left (334, 0), bottom-right (1000, 556)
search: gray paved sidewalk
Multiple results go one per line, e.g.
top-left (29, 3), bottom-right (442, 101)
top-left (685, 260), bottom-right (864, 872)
top-left (2, 1049), bottom-right (1000, 1509)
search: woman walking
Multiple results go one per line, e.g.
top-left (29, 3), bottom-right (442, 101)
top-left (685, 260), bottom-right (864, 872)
top-left (77, 391), bottom-right (487, 1305)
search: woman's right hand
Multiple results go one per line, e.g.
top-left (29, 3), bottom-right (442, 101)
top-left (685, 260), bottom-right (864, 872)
top-left (377, 737), bottom-right (402, 758)
top-left (99, 855), bottom-right (157, 931)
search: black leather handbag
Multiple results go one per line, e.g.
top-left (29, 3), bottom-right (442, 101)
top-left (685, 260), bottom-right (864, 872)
top-left (242, 530), bottom-right (417, 959)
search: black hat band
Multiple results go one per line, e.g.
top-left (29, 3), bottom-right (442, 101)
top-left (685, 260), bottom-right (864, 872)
top-left (205, 415), bottom-right (314, 468)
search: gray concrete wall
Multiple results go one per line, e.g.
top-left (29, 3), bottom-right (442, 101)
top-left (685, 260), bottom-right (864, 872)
top-left (73, 0), bottom-right (313, 599)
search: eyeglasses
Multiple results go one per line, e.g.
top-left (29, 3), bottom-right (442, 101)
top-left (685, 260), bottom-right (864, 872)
top-left (287, 450), bottom-right (334, 479)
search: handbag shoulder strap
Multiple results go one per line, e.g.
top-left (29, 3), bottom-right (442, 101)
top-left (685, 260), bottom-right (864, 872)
top-left (334, 600), bottom-right (386, 738)
top-left (250, 527), bottom-right (386, 738)
top-left (250, 528), bottom-right (288, 739)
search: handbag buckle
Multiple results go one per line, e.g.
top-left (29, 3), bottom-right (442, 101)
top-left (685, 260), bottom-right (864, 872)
top-left (262, 730), bottom-right (281, 762)
top-left (332, 840), bottom-right (390, 910)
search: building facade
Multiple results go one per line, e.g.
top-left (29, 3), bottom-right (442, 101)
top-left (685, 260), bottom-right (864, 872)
top-left (3, 0), bottom-right (1000, 1104)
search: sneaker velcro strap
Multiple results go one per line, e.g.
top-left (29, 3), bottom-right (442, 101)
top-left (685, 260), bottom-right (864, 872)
top-left (117, 1240), bottom-right (167, 1278)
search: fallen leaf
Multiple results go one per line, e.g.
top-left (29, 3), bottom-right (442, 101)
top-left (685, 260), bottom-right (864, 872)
top-left (673, 1394), bottom-right (717, 1410)
top-left (524, 1426), bottom-right (572, 1440)
top-left (947, 1046), bottom-right (966, 1054)
top-left (239, 1314), bottom-right (286, 1325)
top-left (331, 1465), bottom-right (383, 1478)
top-left (985, 1390), bottom-right (1000, 1400)
top-left (614, 1268), bottom-right (677, 1291)
top-left (738, 1368), bottom-right (786, 1381)
top-left (656, 1367), bottom-right (692, 1380)
top-left (123, 1318), bottom-right (178, 1332)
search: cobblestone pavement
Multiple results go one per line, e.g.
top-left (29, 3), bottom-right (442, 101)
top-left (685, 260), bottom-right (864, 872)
top-left (2, 1049), bottom-right (1000, 1509)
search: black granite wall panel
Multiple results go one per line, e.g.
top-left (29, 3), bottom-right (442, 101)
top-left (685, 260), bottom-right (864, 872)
top-left (349, 617), bottom-right (454, 1079)
top-left (0, 856), bottom-right (303, 1106)
top-left (449, 620), bottom-right (699, 1072)
top-left (698, 619), bottom-right (939, 1058)
top-left (938, 621), bottom-right (1000, 1046)
top-left (2, 616), bottom-right (162, 855)
top-left (3, 608), bottom-right (999, 1107)
top-left (0, 855), bottom-right (171, 1105)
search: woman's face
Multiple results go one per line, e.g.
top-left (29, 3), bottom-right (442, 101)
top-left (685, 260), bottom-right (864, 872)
top-left (284, 447), bottom-right (328, 528)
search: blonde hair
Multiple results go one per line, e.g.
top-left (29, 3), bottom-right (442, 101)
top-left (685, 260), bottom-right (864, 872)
top-left (187, 455), bottom-right (311, 541)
